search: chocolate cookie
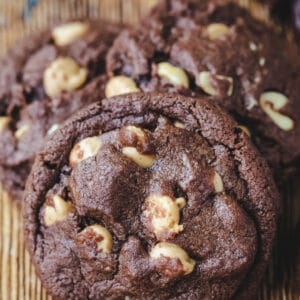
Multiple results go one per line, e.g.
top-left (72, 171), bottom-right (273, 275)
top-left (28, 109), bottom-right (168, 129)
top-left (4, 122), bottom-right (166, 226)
top-left (0, 20), bottom-right (120, 202)
top-left (106, 0), bottom-right (300, 180)
top-left (24, 93), bottom-right (279, 299)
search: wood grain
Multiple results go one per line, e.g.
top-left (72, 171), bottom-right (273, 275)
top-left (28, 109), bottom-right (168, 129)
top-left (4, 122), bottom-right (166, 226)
top-left (0, 0), bottom-right (299, 299)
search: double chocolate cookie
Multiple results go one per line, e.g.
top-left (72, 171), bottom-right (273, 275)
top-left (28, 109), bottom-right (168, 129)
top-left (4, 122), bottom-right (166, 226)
top-left (24, 93), bottom-right (279, 299)
top-left (106, 0), bottom-right (300, 179)
top-left (0, 20), bottom-right (120, 202)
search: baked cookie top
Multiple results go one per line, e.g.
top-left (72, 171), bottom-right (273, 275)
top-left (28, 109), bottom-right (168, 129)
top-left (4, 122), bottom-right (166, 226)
top-left (24, 93), bottom-right (279, 300)
top-left (0, 20), bottom-right (120, 201)
top-left (106, 0), bottom-right (300, 179)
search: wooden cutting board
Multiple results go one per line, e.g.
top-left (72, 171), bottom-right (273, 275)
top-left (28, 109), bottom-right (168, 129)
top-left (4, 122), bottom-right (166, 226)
top-left (0, 1), bottom-right (299, 299)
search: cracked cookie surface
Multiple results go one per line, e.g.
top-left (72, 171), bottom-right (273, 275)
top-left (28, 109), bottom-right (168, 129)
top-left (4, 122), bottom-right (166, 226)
top-left (24, 93), bottom-right (279, 300)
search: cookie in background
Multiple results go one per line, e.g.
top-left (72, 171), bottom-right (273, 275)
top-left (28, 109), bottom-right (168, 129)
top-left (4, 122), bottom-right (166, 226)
top-left (0, 20), bottom-right (120, 202)
top-left (107, 0), bottom-right (300, 184)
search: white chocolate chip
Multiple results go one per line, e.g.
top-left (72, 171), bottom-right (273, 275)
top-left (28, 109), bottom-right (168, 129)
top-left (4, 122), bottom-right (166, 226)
top-left (52, 22), bottom-right (89, 46)
top-left (69, 136), bottom-right (102, 167)
top-left (259, 57), bottom-right (266, 67)
top-left (122, 147), bottom-right (155, 168)
top-left (81, 224), bottom-right (113, 253)
top-left (0, 116), bottom-right (10, 132)
top-left (197, 72), bottom-right (216, 96)
top-left (245, 95), bottom-right (258, 111)
top-left (249, 42), bottom-right (258, 51)
top-left (206, 23), bottom-right (230, 40)
top-left (213, 172), bottom-right (224, 193)
top-left (157, 62), bottom-right (189, 88)
top-left (144, 194), bottom-right (186, 239)
top-left (119, 125), bottom-right (152, 154)
top-left (196, 71), bottom-right (233, 96)
top-left (175, 197), bottom-right (186, 209)
top-left (218, 75), bottom-right (234, 96)
top-left (238, 125), bottom-right (251, 137)
top-left (105, 76), bottom-right (140, 98)
top-left (254, 74), bottom-right (261, 84)
top-left (47, 124), bottom-right (60, 136)
top-left (126, 125), bottom-right (146, 142)
top-left (15, 124), bottom-right (29, 139)
top-left (174, 121), bottom-right (185, 129)
top-left (44, 57), bottom-right (88, 97)
top-left (150, 242), bottom-right (195, 275)
top-left (44, 195), bottom-right (74, 226)
top-left (259, 92), bottom-right (294, 131)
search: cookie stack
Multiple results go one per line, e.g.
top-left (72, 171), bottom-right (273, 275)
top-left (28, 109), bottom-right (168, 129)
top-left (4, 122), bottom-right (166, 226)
top-left (0, 0), bottom-right (299, 299)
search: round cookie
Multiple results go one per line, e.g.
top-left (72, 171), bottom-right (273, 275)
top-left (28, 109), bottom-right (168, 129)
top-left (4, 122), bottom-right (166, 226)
top-left (0, 20), bottom-right (120, 202)
top-left (24, 93), bottom-right (279, 299)
top-left (106, 0), bottom-right (300, 180)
